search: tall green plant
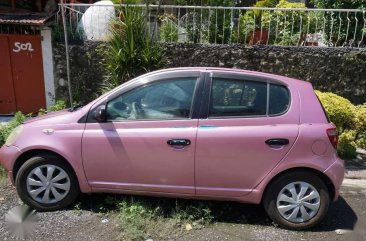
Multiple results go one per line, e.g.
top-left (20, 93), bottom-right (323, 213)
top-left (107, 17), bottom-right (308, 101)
top-left (101, 5), bottom-right (165, 91)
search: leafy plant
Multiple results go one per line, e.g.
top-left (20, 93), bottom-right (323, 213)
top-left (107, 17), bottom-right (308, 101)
top-left (160, 14), bottom-right (179, 42)
top-left (100, 5), bottom-right (165, 91)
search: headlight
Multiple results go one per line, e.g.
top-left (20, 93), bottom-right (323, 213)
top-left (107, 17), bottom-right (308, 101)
top-left (5, 125), bottom-right (23, 147)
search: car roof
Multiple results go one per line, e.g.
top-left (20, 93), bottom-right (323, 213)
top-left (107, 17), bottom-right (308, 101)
top-left (147, 67), bottom-right (309, 87)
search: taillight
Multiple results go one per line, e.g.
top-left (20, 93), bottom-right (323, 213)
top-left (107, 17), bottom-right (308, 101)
top-left (327, 128), bottom-right (338, 149)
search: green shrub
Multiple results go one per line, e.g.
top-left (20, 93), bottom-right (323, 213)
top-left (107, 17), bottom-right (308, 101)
top-left (315, 91), bottom-right (354, 134)
top-left (315, 91), bottom-right (362, 158)
top-left (338, 130), bottom-right (357, 158)
top-left (353, 104), bottom-right (366, 149)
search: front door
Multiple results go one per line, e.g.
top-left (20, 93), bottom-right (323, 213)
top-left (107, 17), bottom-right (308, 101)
top-left (82, 76), bottom-right (200, 194)
top-left (195, 74), bottom-right (299, 197)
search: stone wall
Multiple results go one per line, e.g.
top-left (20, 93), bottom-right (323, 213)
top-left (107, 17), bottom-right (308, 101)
top-left (53, 41), bottom-right (106, 104)
top-left (53, 42), bottom-right (366, 104)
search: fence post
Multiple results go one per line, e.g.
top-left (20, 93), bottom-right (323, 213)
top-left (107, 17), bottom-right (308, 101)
top-left (60, 0), bottom-right (74, 108)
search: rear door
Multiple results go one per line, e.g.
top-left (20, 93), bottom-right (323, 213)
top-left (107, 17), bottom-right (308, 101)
top-left (195, 71), bottom-right (300, 197)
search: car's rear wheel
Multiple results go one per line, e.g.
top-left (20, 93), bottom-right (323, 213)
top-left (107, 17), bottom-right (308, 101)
top-left (15, 154), bottom-right (80, 211)
top-left (263, 171), bottom-right (330, 230)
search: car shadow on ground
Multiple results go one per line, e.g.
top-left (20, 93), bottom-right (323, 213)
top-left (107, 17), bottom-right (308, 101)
top-left (72, 193), bottom-right (357, 232)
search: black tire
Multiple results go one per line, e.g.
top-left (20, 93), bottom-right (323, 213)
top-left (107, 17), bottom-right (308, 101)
top-left (15, 154), bottom-right (80, 211)
top-left (263, 171), bottom-right (330, 230)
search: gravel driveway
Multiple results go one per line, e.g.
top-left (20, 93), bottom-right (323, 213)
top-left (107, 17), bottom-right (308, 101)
top-left (0, 180), bottom-right (365, 241)
top-left (0, 182), bottom-right (120, 241)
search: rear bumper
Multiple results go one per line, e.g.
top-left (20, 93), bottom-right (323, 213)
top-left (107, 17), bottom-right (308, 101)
top-left (324, 157), bottom-right (345, 201)
top-left (0, 145), bottom-right (22, 184)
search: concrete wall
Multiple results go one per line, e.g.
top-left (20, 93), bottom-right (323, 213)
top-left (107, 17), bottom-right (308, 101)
top-left (53, 42), bottom-right (366, 104)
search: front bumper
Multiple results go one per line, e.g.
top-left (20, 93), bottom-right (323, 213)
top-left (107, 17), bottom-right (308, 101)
top-left (0, 145), bottom-right (22, 184)
top-left (324, 157), bottom-right (345, 201)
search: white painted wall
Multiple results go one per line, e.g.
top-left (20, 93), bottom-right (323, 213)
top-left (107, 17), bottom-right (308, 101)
top-left (41, 27), bottom-right (56, 108)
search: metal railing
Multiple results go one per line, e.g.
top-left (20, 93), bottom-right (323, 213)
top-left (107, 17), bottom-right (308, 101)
top-left (54, 3), bottom-right (366, 48)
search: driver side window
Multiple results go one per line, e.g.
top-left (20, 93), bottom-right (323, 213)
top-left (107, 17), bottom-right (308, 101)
top-left (106, 78), bottom-right (197, 121)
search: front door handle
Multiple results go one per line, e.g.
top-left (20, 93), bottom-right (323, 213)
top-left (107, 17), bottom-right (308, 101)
top-left (167, 139), bottom-right (191, 146)
top-left (265, 138), bottom-right (289, 146)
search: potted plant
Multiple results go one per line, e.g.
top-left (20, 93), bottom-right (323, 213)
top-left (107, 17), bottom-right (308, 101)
top-left (238, 0), bottom-right (277, 45)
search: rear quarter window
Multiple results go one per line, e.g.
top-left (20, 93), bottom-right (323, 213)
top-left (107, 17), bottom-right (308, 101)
top-left (209, 78), bottom-right (290, 117)
top-left (268, 84), bottom-right (290, 115)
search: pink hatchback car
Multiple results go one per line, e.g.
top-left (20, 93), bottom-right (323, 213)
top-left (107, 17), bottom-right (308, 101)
top-left (0, 68), bottom-right (344, 229)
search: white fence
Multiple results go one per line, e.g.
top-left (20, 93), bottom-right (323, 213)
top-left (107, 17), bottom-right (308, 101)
top-left (55, 3), bottom-right (366, 48)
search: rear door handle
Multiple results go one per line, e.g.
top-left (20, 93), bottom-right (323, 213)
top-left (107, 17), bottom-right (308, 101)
top-left (265, 138), bottom-right (289, 146)
top-left (167, 139), bottom-right (191, 146)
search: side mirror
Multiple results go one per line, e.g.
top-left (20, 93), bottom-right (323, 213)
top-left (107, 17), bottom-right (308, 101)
top-left (94, 105), bottom-right (106, 122)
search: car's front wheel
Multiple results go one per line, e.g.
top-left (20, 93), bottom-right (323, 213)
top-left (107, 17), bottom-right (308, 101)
top-left (15, 154), bottom-right (80, 211)
top-left (263, 171), bottom-right (330, 230)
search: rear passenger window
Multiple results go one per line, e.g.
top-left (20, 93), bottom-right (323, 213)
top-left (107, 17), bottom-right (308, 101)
top-left (209, 78), bottom-right (290, 117)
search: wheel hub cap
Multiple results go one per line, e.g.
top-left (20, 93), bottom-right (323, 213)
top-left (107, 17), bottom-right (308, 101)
top-left (26, 165), bottom-right (71, 204)
top-left (276, 181), bottom-right (321, 223)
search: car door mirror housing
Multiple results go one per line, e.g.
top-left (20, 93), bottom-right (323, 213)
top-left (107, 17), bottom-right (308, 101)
top-left (94, 105), bottom-right (106, 122)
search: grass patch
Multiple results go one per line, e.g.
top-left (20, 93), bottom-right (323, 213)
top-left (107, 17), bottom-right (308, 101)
top-left (0, 166), bottom-right (7, 184)
top-left (71, 193), bottom-right (268, 241)
top-left (117, 196), bottom-right (213, 241)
